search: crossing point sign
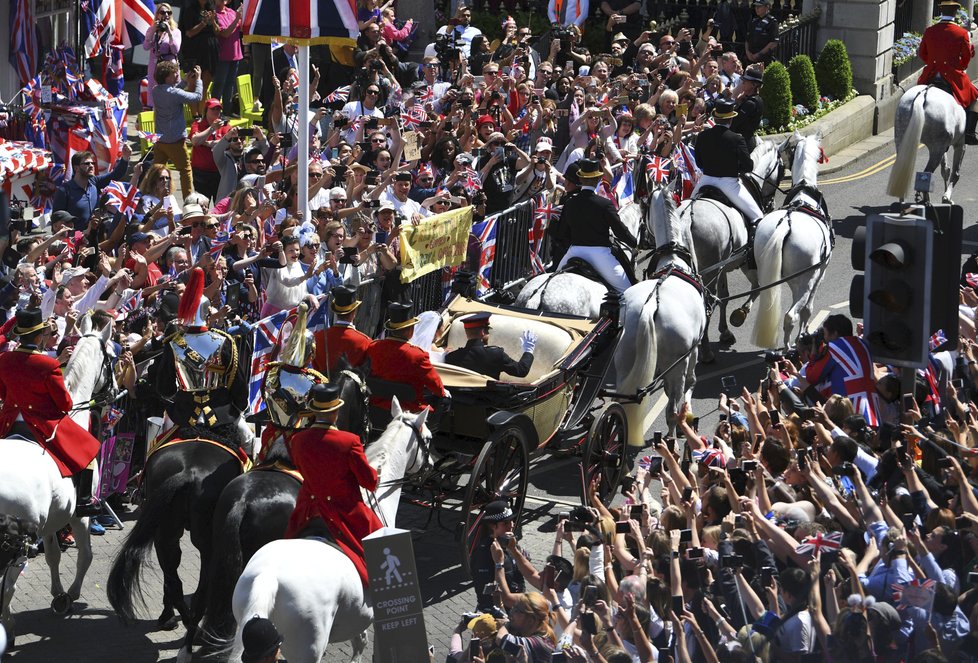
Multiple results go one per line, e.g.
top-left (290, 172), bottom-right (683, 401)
top-left (364, 527), bottom-right (429, 660)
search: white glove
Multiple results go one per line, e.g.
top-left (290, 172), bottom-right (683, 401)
top-left (520, 330), bottom-right (537, 353)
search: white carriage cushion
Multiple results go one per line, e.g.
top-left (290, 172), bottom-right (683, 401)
top-left (444, 315), bottom-right (575, 384)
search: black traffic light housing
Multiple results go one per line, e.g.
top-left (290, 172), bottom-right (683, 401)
top-left (906, 203), bottom-right (963, 353)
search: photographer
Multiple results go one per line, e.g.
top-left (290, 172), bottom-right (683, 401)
top-left (470, 500), bottom-right (525, 612)
top-left (53, 147), bottom-right (133, 230)
top-left (143, 3), bottom-right (181, 110)
top-left (211, 127), bottom-right (273, 203)
top-left (477, 134), bottom-right (529, 214)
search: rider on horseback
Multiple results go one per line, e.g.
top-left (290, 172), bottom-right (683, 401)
top-left (0, 308), bottom-right (101, 516)
top-left (691, 98), bottom-right (764, 223)
top-left (284, 382), bottom-right (382, 587)
top-left (919, 0), bottom-right (978, 145)
top-left (553, 158), bottom-right (638, 293)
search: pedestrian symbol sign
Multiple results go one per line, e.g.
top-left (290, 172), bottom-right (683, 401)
top-left (363, 527), bottom-right (429, 660)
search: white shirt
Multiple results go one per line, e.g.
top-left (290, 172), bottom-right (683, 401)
top-left (339, 101), bottom-right (384, 144)
top-left (435, 24), bottom-right (482, 58)
top-left (381, 189), bottom-right (422, 220)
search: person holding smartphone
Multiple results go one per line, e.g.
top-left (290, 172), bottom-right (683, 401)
top-left (470, 500), bottom-right (526, 611)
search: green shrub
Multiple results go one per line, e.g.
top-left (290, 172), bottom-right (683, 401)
top-left (788, 54), bottom-right (820, 111)
top-left (814, 39), bottom-right (853, 100)
top-left (761, 61), bottom-right (793, 130)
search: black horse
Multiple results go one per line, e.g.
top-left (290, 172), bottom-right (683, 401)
top-left (188, 360), bottom-right (372, 658)
top-left (106, 425), bottom-right (248, 631)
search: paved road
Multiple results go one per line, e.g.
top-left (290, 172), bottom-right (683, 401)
top-left (6, 139), bottom-right (978, 662)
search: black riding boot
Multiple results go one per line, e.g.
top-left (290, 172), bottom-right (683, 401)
top-left (966, 110), bottom-right (978, 146)
top-left (73, 469), bottom-right (101, 517)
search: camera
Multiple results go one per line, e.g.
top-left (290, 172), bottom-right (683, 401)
top-left (370, 60), bottom-right (384, 71)
top-left (760, 566), bottom-right (777, 584)
top-left (721, 553), bottom-right (743, 568)
top-left (832, 462), bottom-right (855, 478)
top-left (340, 246), bottom-right (359, 265)
top-left (279, 133), bottom-right (294, 149)
top-left (433, 32), bottom-right (461, 61)
top-left (333, 116), bottom-right (348, 129)
top-left (742, 460), bottom-right (757, 471)
top-left (764, 351), bottom-right (784, 366)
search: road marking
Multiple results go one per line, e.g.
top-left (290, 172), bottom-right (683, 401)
top-left (829, 301), bottom-right (849, 309)
top-left (524, 493), bottom-right (584, 509)
top-left (648, 393), bottom-right (669, 423)
top-left (808, 308), bottom-right (830, 334)
top-left (820, 154), bottom-right (897, 185)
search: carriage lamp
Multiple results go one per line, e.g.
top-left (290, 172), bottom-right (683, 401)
top-left (452, 271), bottom-right (477, 298)
top-left (599, 292), bottom-right (622, 321)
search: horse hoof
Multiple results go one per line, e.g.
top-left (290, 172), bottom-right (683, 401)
top-left (51, 593), bottom-right (72, 615)
top-left (158, 614), bottom-right (180, 631)
top-left (719, 330), bottom-right (736, 346)
top-left (729, 309), bottom-right (747, 328)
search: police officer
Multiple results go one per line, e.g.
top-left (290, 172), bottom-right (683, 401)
top-left (554, 159), bottom-right (637, 293)
top-left (692, 98), bottom-right (763, 222)
top-left (444, 312), bottom-right (537, 380)
top-left (918, 0), bottom-right (978, 144)
top-left (731, 64), bottom-right (765, 151)
top-left (469, 500), bottom-right (525, 611)
top-left (745, 0), bottom-right (779, 65)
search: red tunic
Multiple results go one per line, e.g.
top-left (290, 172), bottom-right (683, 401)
top-left (284, 425), bottom-right (381, 585)
top-left (918, 21), bottom-right (978, 108)
top-left (364, 338), bottom-right (445, 412)
top-left (0, 348), bottom-right (101, 477)
top-left (313, 323), bottom-right (372, 376)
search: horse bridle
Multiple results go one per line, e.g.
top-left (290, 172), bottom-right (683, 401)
top-left (67, 333), bottom-right (117, 414)
top-left (339, 368), bottom-right (371, 447)
top-left (746, 149), bottom-right (786, 212)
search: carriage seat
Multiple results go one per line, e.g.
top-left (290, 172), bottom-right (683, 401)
top-left (444, 314), bottom-right (575, 384)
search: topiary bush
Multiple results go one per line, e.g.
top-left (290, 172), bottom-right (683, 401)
top-left (814, 39), bottom-right (853, 100)
top-left (761, 61), bottom-right (793, 130)
top-left (788, 55), bottom-right (820, 111)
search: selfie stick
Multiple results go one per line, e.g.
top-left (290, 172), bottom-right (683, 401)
top-left (730, 569), bottom-right (756, 655)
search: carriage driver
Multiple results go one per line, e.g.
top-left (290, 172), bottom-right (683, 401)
top-left (553, 159), bottom-right (638, 293)
top-left (692, 98), bottom-right (764, 223)
top-left (918, 0), bottom-right (978, 145)
top-left (445, 312), bottom-right (538, 380)
top-left (284, 383), bottom-right (382, 587)
top-left (0, 308), bottom-right (102, 516)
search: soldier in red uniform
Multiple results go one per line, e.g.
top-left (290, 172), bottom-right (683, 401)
top-left (312, 285), bottom-right (371, 378)
top-left (284, 383), bottom-right (382, 586)
top-left (365, 302), bottom-right (445, 412)
top-left (0, 308), bottom-right (102, 515)
top-left (918, 0), bottom-right (978, 144)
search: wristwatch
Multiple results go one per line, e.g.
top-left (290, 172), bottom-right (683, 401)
top-left (495, 562), bottom-right (505, 569)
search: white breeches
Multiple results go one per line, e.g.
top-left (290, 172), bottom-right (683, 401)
top-left (558, 245), bottom-right (632, 293)
top-left (694, 175), bottom-right (763, 221)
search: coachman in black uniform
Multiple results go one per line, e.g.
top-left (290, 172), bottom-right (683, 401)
top-left (445, 312), bottom-right (536, 380)
top-left (553, 159), bottom-right (638, 293)
top-left (745, 0), bottom-right (779, 65)
top-left (691, 99), bottom-right (764, 221)
top-left (731, 64), bottom-right (765, 151)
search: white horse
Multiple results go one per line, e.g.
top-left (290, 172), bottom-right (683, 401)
top-left (886, 84), bottom-right (965, 203)
top-left (616, 183), bottom-right (707, 441)
top-left (678, 140), bottom-right (785, 362)
top-left (228, 399), bottom-right (430, 663)
top-left (0, 314), bottom-right (113, 643)
top-left (515, 201), bottom-right (645, 318)
top-left (752, 133), bottom-right (833, 349)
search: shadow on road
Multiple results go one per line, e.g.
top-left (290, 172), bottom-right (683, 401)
top-left (6, 607), bottom-right (161, 662)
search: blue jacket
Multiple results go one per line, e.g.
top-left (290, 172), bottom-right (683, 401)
top-left (52, 157), bottom-right (130, 228)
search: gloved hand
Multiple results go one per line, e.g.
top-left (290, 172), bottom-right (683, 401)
top-left (520, 330), bottom-right (537, 353)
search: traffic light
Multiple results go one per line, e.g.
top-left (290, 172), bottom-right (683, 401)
top-left (859, 213), bottom-right (933, 367)
top-left (908, 204), bottom-right (963, 352)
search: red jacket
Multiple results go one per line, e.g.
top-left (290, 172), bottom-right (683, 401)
top-left (365, 338), bottom-right (445, 412)
top-left (0, 348), bottom-right (101, 476)
top-left (313, 323), bottom-right (372, 376)
top-left (284, 425), bottom-right (381, 585)
top-left (918, 21), bottom-right (978, 108)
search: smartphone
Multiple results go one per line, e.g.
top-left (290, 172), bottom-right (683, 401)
top-left (482, 581), bottom-right (498, 596)
top-left (760, 566), bottom-right (776, 585)
top-left (952, 378), bottom-right (965, 389)
top-left (690, 417), bottom-right (700, 430)
top-left (903, 394), bottom-right (915, 411)
top-left (939, 457), bottom-right (954, 468)
top-left (654, 431), bottom-right (663, 446)
top-left (721, 375), bottom-right (737, 394)
top-left (565, 521), bottom-right (587, 532)
top-left (769, 410), bottom-right (780, 426)
top-left (225, 284), bottom-right (240, 310)
top-left (679, 528), bottom-right (692, 543)
top-left (375, 229), bottom-right (388, 245)
top-left (630, 504), bottom-right (644, 520)
top-left (754, 433), bottom-right (763, 448)
top-left (797, 448), bottom-right (808, 471)
top-left (551, 652), bottom-right (568, 662)
top-left (676, 102), bottom-right (688, 116)
top-left (719, 414), bottom-right (728, 421)
top-left (648, 456), bottom-right (664, 476)
top-left (615, 521), bottom-right (631, 534)
top-left (583, 585), bottom-right (598, 606)
top-left (671, 595), bottom-right (684, 615)
top-left (681, 487), bottom-right (693, 502)
top-left (470, 638), bottom-right (481, 659)
top-left (542, 564), bottom-right (555, 589)
top-left (687, 547), bottom-right (704, 559)
top-left (580, 612), bottom-right (597, 635)
top-left (742, 460), bottom-right (757, 471)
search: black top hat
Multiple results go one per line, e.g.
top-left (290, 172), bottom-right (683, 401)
top-left (576, 158), bottom-right (603, 179)
top-left (386, 301), bottom-right (418, 331)
top-left (308, 382), bottom-right (344, 413)
top-left (546, 554), bottom-right (574, 577)
top-left (563, 161), bottom-right (582, 185)
top-left (713, 98), bottom-right (738, 119)
top-left (13, 308), bottom-right (47, 337)
top-left (331, 285), bottom-right (361, 314)
top-left (482, 500), bottom-right (515, 522)
top-left (241, 617), bottom-right (283, 663)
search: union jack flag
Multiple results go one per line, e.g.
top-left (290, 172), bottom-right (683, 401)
top-left (890, 578), bottom-right (936, 609)
top-left (825, 336), bottom-right (882, 427)
top-left (462, 167), bottom-right (482, 194)
top-left (102, 406), bottom-right (124, 430)
top-left (966, 273), bottom-right (978, 288)
top-left (400, 105), bottom-right (427, 130)
top-left (473, 214), bottom-right (498, 295)
top-left (645, 155), bottom-right (671, 184)
top-left (795, 531), bottom-right (842, 557)
top-left (672, 142), bottom-right (699, 200)
top-left (307, 296), bottom-right (330, 334)
top-left (612, 169), bottom-right (634, 208)
top-left (531, 194), bottom-right (560, 274)
top-left (692, 448), bottom-right (726, 468)
top-left (263, 217), bottom-right (277, 242)
top-left (325, 85), bottom-right (351, 104)
top-left (9, 0), bottom-right (37, 86)
top-left (929, 329), bottom-right (948, 352)
top-left (250, 309), bottom-right (290, 414)
top-left (104, 181), bottom-right (142, 219)
top-left (83, 0), bottom-right (156, 52)
top-left (119, 289), bottom-right (143, 315)
top-left (105, 43), bottom-right (125, 97)
top-left (416, 85), bottom-right (434, 105)
top-left (207, 232), bottom-right (230, 261)
top-left (137, 130), bottom-right (161, 144)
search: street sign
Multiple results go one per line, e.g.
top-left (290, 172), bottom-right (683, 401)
top-left (364, 527), bottom-right (429, 662)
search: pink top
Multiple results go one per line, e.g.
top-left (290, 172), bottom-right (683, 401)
top-left (215, 6), bottom-right (243, 62)
top-left (383, 19), bottom-right (412, 43)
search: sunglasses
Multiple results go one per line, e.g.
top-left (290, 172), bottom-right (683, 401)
top-left (159, 177), bottom-right (171, 182)
top-left (371, 138), bottom-right (386, 143)
top-left (228, 137), bottom-right (242, 142)
top-left (309, 172), bottom-right (323, 179)
top-left (204, 224), bottom-right (219, 229)
top-left (160, 10), bottom-right (172, 15)
top-left (366, 89), bottom-right (380, 95)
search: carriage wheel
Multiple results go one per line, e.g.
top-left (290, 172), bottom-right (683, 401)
top-left (459, 424), bottom-right (530, 577)
top-left (581, 402), bottom-right (628, 506)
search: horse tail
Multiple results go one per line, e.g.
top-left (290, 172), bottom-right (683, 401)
top-left (887, 90), bottom-right (926, 199)
top-left (107, 473), bottom-right (187, 624)
top-left (200, 494), bottom-right (248, 646)
top-left (229, 570), bottom-right (280, 662)
top-left (619, 292), bottom-right (659, 394)
top-left (751, 216), bottom-right (792, 349)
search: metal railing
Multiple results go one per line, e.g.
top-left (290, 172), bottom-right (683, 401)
top-left (895, 0), bottom-right (915, 40)
top-left (777, 11), bottom-right (821, 62)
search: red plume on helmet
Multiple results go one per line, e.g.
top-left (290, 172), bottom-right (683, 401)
top-left (177, 267), bottom-right (206, 326)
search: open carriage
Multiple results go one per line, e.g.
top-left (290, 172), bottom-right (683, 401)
top-left (366, 295), bottom-right (629, 571)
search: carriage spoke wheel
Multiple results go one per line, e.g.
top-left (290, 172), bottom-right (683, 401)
top-left (459, 425), bottom-right (530, 577)
top-left (581, 403), bottom-right (628, 506)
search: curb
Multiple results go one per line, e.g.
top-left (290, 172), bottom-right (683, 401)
top-left (818, 127), bottom-right (895, 176)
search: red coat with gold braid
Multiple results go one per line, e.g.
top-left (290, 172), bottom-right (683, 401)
top-left (313, 322), bottom-right (371, 376)
top-left (364, 338), bottom-right (445, 412)
top-left (918, 20), bottom-right (978, 108)
top-left (0, 348), bottom-right (100, 476)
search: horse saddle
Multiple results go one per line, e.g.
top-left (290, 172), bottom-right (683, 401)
top-left (8, 420), bottom-right (36, 442)
top-left (563, 254), bottom-right (638, 290)
top-left (929, 76), bottom-right (954, 97)
top-left (695, 175), bottom-right (765, 214)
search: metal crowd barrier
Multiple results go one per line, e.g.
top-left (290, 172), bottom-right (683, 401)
top-left (485, 199), bottom-right (535, 293)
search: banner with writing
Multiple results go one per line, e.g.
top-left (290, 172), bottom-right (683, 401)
top-left (399, 206), bottom-right (473, 283)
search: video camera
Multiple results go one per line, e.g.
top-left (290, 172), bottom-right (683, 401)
top-left (433, 32), bottom-right (462, 62)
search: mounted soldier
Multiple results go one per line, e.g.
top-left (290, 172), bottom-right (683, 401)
top-left (918, 0), bottom-right (978, 144)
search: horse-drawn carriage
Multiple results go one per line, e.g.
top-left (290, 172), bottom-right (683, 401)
top-left (365, 294), bottom-right (630, 570)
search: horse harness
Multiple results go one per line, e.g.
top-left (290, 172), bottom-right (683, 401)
top-left (252, 460), bottom-right (304, 484)
top-left (147, 436), bottom-right (253, 472)
top-left (338, 368), bottom-right (371, 448)
top-left (642, 242), bottom-right (709, 311)
top-left (774, 181), bottom-right (835, 259)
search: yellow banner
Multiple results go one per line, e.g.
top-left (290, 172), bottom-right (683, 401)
top-left (399, 206), bottom-right (473, 283)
